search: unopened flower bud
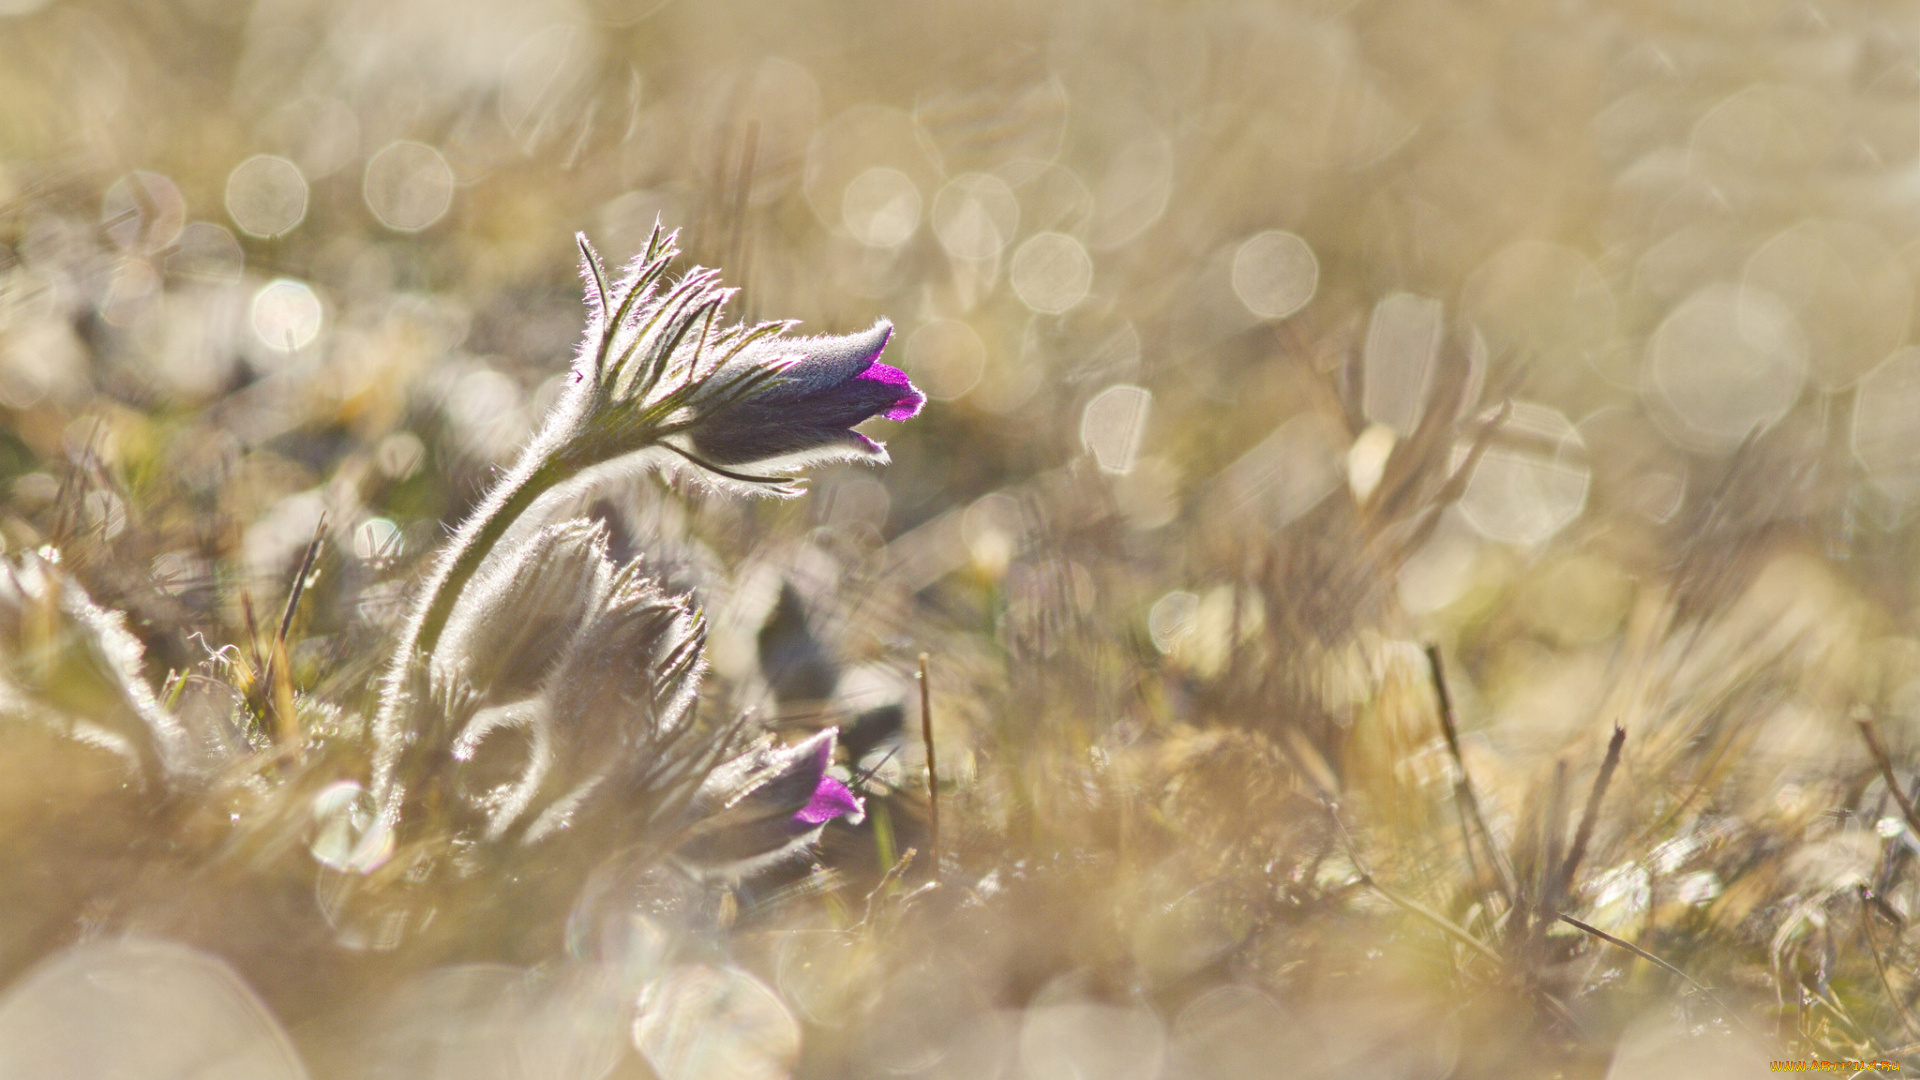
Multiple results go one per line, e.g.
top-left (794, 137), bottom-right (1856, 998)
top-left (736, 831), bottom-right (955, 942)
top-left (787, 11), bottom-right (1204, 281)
top-left (431, 519), bottom-right (611, 700)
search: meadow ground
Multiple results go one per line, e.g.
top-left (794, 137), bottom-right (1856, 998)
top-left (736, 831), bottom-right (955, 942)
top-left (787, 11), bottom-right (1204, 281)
top-left (1, 0), bottom-right (1919, 1076)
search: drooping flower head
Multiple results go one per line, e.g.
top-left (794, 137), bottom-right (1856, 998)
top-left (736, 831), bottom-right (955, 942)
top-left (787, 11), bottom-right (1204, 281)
top-left (684, 321), bottom-right (924, 474)
top-left (563, 223), bottom-right (923, 494)
top-left (676, 728), bottom-right (866, 880)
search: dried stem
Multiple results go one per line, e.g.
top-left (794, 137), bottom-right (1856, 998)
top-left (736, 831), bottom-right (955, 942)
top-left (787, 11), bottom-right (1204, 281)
top-left (259, 511), bottom-right (326, 745)
top-left (1557, 912), bottom-right (1757, 1039)
top-left (1541, 725), bottom-right (1628, 937)
top-left (1426, 644), bottom-right (1517, 911)
top-left (918, 652), bottom-right (940, 881)
top-left (1857, 713), bottom-right (1920, 844)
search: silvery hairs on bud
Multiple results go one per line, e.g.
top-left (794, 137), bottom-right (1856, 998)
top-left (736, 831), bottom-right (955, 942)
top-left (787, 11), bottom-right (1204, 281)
top-left (364, 223), bottom-right (920, 864)
top-left (411, 518), bottom-right (711, 848)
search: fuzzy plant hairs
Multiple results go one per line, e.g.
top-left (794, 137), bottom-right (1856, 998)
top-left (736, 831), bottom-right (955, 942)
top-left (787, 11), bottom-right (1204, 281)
top-left (343, 222), bottom-right (920, 887)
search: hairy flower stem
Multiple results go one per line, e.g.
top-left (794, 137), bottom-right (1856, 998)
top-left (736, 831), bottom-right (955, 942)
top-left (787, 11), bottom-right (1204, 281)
top-left (371, 421), bottom-right (589, 806)
top-left (410, 459), bottom-right (567, 662)
top-left (375, 370), bottom-right (658, 720)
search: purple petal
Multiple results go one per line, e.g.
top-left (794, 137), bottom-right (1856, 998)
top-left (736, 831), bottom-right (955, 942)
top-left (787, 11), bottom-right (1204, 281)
top-left (856, 363), bottom-right (926, 421)
top-left (687, 317), bottom-right (925, 467)
top-left (690, 375), bottom-right (921, 465)
top-left (794, 773), bottom-right (864, 827)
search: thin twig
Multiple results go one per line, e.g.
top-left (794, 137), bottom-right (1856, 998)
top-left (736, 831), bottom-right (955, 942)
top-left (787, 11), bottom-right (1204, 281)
top-left (258, 512), bottom-right (326, 747)
top-left (1542, 725), bottom-right (1627, 937)
top-left (1856, 713), bottom-right (1920, 844)
top-left (1557, 912), bottom-right (1759, 1039)
top-left (1426, 644), bottom-right (1518, 909)
top-left (1321, 797), bottom-right (1501, 965)
top-left (1856, 884), bottom-right (1920, 1040)
top-left (918, 652), bottom-right (940, 881)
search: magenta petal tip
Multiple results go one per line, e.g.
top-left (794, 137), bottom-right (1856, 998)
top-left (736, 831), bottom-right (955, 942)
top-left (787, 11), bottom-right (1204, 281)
top-left (794, 774), bottom-right (864, 827)
top-left (858, 362), bottom-right (926, 421)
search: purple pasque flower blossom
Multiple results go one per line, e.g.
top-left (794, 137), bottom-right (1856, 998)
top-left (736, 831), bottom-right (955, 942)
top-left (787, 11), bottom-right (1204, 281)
top-left (675, 727), bottom-right (866, 879)
top-left (560, 222), bottom-right (922, 491)
top-left (368, 222), bottom-right (911, 873)
top-left (681, 320), bottom-right (925, 474)
top-left (793, 756), bottom-right (865, 828)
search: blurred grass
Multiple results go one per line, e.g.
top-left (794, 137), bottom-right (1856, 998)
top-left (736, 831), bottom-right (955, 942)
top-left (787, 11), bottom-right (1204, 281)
top-left (4, 0), bottom-right (1920, 1075)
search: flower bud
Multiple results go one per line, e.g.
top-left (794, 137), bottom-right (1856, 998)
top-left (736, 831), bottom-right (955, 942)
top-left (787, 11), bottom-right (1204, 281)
top-left (676, 728), bottom-right (864, 879)
top-left (431, 519), bottom-right (611, 701)
top-left (678, 320), bottom-right (925, 476)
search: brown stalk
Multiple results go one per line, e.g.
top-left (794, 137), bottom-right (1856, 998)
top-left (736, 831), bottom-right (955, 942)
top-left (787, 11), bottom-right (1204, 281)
top-left (258, 512), bottom-right (327, 748)
top-left (1426, 645), bottom-right (1518, 911)
top-left (1540, 725), bottom-right (1627, 938)
top-left (1557, 912), bottom-right (1757, 1038)
top-left (1856, 713), bottom-right (1920, 845)
top-left (919, 652), bottom-right (940, 881)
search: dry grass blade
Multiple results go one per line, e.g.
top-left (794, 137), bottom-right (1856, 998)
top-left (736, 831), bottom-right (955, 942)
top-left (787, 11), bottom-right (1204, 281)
top-left (1556, 913), bottom-right (1758, 1039)
top-left (1427, 644), bottom-right (1517, 911)
top-left (1857, 713), bottom-right (1920, 845)
top-left (257, 511), bottom-right (327, 742)
top-left (918, 652), bottom-right (940, 882)
top-left (1540, 725), bottom-right (1627, 939)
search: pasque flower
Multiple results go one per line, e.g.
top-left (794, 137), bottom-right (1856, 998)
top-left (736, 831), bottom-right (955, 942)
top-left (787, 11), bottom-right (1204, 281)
top-left (365, 224), bottom-right (915, 877)
top-left (676, 728), bottom-right (866, 879)
top-left (543, 223), bottom-right (923, 498)
top-left (376, 223), bottom-right (922, 705)
top-left (680, 320), bottom-right (924, 474)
